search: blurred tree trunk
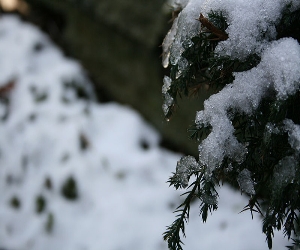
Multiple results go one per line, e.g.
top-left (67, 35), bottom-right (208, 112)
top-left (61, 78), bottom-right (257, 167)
top-left (23, 0), bottom-right (211, 155)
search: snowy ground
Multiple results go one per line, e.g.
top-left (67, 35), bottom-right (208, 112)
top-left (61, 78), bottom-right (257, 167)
top-left (0, 15), bottom-right (290, 250)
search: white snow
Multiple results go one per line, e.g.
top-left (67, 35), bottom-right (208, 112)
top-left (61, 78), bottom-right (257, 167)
top-left (195, 38), bottom-right (300, 171)
top-left (237, 169), bottom-right (255, 196)
top-left (0, 15), bottom-right (290, 250)
top-left (204, 0), bottom-right (284, 59)
top-left (263, 39), bottom-right (300, 100)
top-left (175, 155), bottom-right (200, 188)
top-left (166, 0), bottom-right (300, 60)
top-left (163, 0), bottom-right (300, 173)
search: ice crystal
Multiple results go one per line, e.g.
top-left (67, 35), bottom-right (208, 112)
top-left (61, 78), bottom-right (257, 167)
top-left (201, 193), bottom-right (218, 205)
top-left (162, 76), bottom-right (174, 116)
top-left (272, 156), bottom-right (296, 194)
top-left (162, 93), bottom-right (174, 117)
top-left (265, 123), bottom-right (280, 135)
top-left (201, 0), bottom-right (299, 60)
top-left (284, 119), bottom-right (300, 154)
top-left (237, 169), bottom-right (255, 196)
top-left (162, 0), bottom-right (300, 248)
top-left (263, 39), bottom-right (300, 100)
top-left (166, 0), bottom-right (202, 70)
top-left (164, 0), bottom-right (300, 67)
top-left (163, 0), bottom-right (300, 175)
top-left (264, 122), bottom-right (280, 144)
top-left (195, 38), bottom-right (300, 172)
top-left (162, 76), bottom-right (172, 95)
top-left (175, 155), bottom-right (200, 188)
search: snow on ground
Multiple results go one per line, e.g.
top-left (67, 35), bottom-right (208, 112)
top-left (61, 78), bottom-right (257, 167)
top-left (0, 15), bottom-right (289, 250)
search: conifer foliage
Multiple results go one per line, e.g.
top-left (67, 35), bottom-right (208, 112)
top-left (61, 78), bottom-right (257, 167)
top-left (162, 1), bottom-right (300, 249)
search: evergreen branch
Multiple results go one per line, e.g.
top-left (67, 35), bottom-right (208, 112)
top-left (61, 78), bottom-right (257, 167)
top-left (199, 178), bottom-right (219, 222)
top-left (188, 124), bottom-right (211, 141)
top-left (163, 6), bottom-right (300, 250)
top-left (238, 197), bottom-right (263, 219)
top-left (163, 175), bottom-right (203, 250)
top-left (263, 214), bottom-right (275, 250)
top-left (284, 209), bottom-right (298, 239)
top-left (286, 238), bottom-right (300, 250)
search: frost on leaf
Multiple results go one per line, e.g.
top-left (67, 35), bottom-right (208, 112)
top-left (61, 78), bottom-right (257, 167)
top-left (284, 119), bottom-right (300, 154)
top-left (162, 76), bottom-right (172, 95)
top-left (263, 122), bottom-right (280, 144)
top-left (237, 169), bottom-right (255, 196)
top-left (174, 155), bottom-right (200, 188)
top-left (272, 156), bottom-right (296, 195)
top-left (201, 193), bottom-right (217, 206)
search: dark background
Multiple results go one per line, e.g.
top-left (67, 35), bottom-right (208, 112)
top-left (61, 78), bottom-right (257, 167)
top-left (1, 0), bottom-right (211, 156)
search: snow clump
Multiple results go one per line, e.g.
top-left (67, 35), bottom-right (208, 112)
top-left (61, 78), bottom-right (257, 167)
top-left (163, 0), bottom-right (300, 173)
top-left (175, 155), bottom-right (200, 188)
top-left (237, 169), bottom-right (255, 196)
top-left (196, 38), bottom-right (300, 171)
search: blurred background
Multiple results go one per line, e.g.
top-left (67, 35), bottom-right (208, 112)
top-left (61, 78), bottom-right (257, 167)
top-left (0, 0), bottom-right (204, 156)
top-left (0, 1), bottom-right (289, 249)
